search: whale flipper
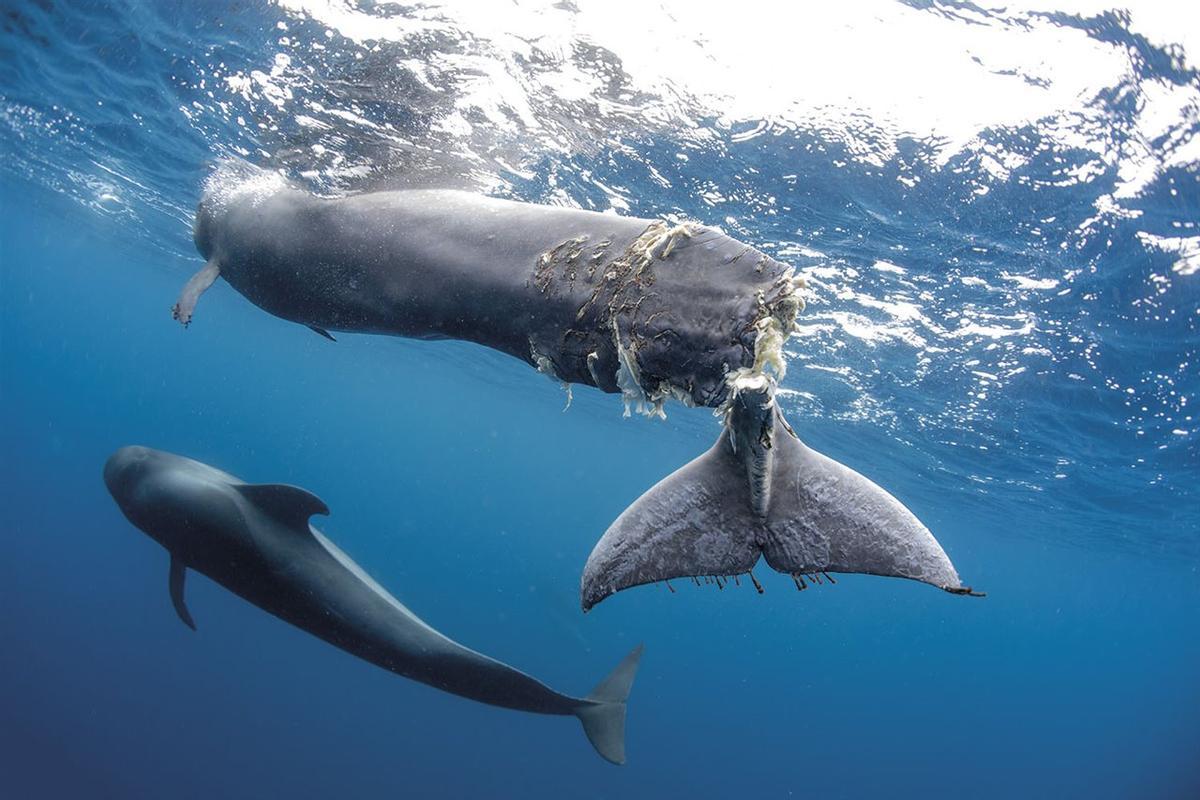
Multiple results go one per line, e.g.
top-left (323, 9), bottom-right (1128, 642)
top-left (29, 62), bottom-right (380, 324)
top-left (573, 644), bottom-right (644, 765)
top-left (169, 554), bottom-right (197, 631)
top-left (233, 484), bottom-right (330, 533)
top-left (307, 325), bottom-right (336, 341)
top-left (172, 259), bottom-right (220, 327)
top-left (581, 384), bottom-right (978, 610)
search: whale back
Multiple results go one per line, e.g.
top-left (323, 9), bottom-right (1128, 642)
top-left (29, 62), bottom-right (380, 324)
top-left (190, 174), bottom-right (804, 412)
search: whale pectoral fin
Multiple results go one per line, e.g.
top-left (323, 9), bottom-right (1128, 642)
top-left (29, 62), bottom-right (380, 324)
top-left (580, 443), bottom-right (761, 611)
top-left (581, 410), bottom-right (978, 610)
top-left (233, 484), bottom-right (330, 534)
top-left (307, 325), bottom-right (336, 341)
top-left (172, 259), bottom-right (221, 327)
top-left (169, 554), bottom-right (196, 631)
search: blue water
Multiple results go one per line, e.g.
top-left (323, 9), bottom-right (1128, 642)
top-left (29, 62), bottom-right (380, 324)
top-left (2, 1), bottom-right (1198, 797)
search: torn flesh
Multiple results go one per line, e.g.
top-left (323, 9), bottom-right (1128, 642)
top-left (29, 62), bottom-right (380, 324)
top-left (605, 220), bottom-right (801, 421)
top-left (530, 337), bottom-right (573, 410)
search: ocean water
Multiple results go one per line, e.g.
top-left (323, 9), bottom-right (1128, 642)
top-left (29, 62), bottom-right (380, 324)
top-left (1, 1), bottom-right (1198, 797)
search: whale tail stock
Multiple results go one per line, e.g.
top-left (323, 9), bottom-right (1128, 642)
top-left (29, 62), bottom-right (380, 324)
top-left (580, 377), bottom-right (983, 611)
top-left (573, 643), bottom-right (644, 765)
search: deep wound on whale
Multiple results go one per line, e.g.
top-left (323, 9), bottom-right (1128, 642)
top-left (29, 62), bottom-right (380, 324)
top-left (175, 161), bottom-right (983, 608)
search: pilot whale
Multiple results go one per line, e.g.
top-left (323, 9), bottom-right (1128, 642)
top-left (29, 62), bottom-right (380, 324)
top-left (103, 445), bottom-right (643, 764)
top-left (175, 161), bottom-right (982, 608)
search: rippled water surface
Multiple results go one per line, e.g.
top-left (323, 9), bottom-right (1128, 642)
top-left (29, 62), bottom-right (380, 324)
top-left (2, 2), bottom-right (1198, 798)
top-left (5, 0), bottom-right (1197, 552)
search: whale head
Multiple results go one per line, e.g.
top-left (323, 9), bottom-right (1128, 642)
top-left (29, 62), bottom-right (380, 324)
top-left (104, 445), bottom-right (163, 508)
top-left (103, 446), bottom-right (243, 556)
top-left (193, 158), bottom-right (291, 263)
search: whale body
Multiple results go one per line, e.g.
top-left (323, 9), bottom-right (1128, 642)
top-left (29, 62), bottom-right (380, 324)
top-left (103, 445), bottom-right (643, 764)
top-left (175, 162), bottom-right (981, 608)
top-left (180, 164), bottom-right (803, 412)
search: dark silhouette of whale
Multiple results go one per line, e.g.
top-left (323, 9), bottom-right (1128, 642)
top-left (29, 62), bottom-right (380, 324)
top-left (175, 161), bottom-right (982, 609)
top-left (103, 445), bottom-right (643, 764)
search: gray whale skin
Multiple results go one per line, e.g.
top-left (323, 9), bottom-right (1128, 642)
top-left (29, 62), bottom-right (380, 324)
top-left (104, 445), bottom-right (643, 765)
top-left (177, 164), bottom-right (982, 608)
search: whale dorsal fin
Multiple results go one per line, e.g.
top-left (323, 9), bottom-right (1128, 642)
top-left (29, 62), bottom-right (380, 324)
top-left (234, 484), bottom-right (330, 534)
top-left (169, 554), bottom-right (197, 631)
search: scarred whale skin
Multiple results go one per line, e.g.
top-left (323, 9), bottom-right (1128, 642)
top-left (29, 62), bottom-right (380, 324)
top-left (181, 163), bottom-right (802, 411)
top-left (103, 445), bottom-right (643, 764)
top-left (175, 162), bottom-right (981, 609)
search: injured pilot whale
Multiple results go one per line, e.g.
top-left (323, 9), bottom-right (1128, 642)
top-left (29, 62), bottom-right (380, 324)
top-left (175, 161), bottom-right (981, 608)
top-left (103, 445), bottom-right (643, 764)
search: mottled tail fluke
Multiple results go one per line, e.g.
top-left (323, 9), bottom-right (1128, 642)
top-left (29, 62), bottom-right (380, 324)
top-left (581, 381), bottom-right (980, 610)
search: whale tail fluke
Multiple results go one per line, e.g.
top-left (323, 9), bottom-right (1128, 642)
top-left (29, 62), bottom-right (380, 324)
top-left (581, 401), bottom-right (979, 611)
top-left (574, 643), bottom-right (644, 765)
